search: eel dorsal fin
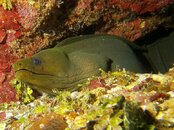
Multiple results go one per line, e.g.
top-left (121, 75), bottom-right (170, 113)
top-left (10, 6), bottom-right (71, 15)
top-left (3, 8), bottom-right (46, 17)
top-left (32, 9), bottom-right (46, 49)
top-left (56, 35), bottom-right (97, 47)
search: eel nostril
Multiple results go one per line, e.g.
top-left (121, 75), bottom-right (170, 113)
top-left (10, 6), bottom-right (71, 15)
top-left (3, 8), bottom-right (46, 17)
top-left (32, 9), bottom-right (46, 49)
top-left (18, 63), bottom-right (22, 66)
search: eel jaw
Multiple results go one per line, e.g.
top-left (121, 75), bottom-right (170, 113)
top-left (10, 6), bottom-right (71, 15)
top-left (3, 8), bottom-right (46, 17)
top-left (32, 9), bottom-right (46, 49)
top-left (15, 69), bottom-right (55, 77)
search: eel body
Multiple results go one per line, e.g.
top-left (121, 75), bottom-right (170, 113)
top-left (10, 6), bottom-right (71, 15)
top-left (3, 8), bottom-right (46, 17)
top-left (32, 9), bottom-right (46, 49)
top-left (144, 31), bottom-right (174, 73)
top-left (13, 34), bottom-right (174, 94)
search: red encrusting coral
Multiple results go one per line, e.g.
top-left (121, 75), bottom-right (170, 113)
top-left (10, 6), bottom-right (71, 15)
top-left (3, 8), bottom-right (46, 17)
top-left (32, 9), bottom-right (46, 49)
top-left (88, 78), bottom-right (111, 90)
top-left (0, 7), bottom-right (22, 44)
top-left (97, 0), bottom-right (174, 41)
top-left (106, 18), bottom-right (146, 41)
top-left (0, 1), bottom-right (55, 103)
top-left (0, 1), bottom-right (48, 103)
top-left (107, 0), bottom-right (174, 14)
top-left (15, 1), bottom-right (39, 31)
top-left (0, 111), bottom-right (6, 121)
top-left (0, 45), bottom-right (18, 103)
top-left (0, 6), bottom-right (23, 103)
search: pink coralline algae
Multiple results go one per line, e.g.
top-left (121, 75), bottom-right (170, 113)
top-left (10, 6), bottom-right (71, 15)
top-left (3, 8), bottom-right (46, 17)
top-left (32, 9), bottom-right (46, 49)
top-left (0, 7), bottom-right (23, 103)
top-left (88, 78), bottom-right (111, 90)
top-left (0, 1), bottom-right (44, 103)
top-left (0, 46), bottom-right (17, 103)
top-left (0, 1), bottom-right (54, 103)
top-left (0, 7), bottom-right (22, 44)
top-left (107, 0), bottom-right (174, 14)
top-left (107, 19), bottom-right (145, 41)
top-left (15, 1), bottom-right (39, 31)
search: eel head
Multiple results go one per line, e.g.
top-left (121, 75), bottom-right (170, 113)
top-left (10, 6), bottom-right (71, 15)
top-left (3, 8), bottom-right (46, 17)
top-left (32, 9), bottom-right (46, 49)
top-left (13, 48), bottom-right (72, 94)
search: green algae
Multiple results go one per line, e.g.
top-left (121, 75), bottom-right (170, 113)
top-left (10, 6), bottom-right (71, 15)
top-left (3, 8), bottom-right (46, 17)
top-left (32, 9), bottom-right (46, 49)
top-left (0, 0), bottom-right (12, 10)
top-left (10, 79), bottom-right (35, 104)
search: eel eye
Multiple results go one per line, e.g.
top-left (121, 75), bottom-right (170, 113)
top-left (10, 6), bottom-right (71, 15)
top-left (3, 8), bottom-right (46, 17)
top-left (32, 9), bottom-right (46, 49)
top-left (33, 58), bottom-right (41, 65)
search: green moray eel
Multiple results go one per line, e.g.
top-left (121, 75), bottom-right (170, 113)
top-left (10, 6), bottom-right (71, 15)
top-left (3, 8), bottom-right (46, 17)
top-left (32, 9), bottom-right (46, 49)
top-left (13, 34), bottom-right (172, 95)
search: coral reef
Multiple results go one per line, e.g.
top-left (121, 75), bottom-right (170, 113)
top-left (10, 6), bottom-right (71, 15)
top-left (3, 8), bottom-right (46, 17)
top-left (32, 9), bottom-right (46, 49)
top-left (0, 0), bottom-right (57, 103)
top-left (1, 68), bottom-right (174, 129)
top-left (0, 0), bottom-right (173, 103)
top-left (95, 0), bottom-right (174, 41)
top-left (0, 7), bottom-right (21, 44)
top-left (0, 45), bottom-right (17, 102)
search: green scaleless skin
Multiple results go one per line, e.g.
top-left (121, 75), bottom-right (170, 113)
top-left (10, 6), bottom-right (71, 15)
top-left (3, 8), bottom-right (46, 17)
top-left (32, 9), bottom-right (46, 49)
top-left (13, 35), bottom-right (147, 95)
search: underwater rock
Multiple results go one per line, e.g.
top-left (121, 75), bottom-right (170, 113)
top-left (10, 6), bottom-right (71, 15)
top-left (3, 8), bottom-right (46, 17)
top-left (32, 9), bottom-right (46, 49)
top-left (28, 113), bottom-right (67, 130)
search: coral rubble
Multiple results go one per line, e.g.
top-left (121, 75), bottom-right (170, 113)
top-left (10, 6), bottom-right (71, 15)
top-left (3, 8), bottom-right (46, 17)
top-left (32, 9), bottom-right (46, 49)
top-left (1, 68), bottom-right (174, 129)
